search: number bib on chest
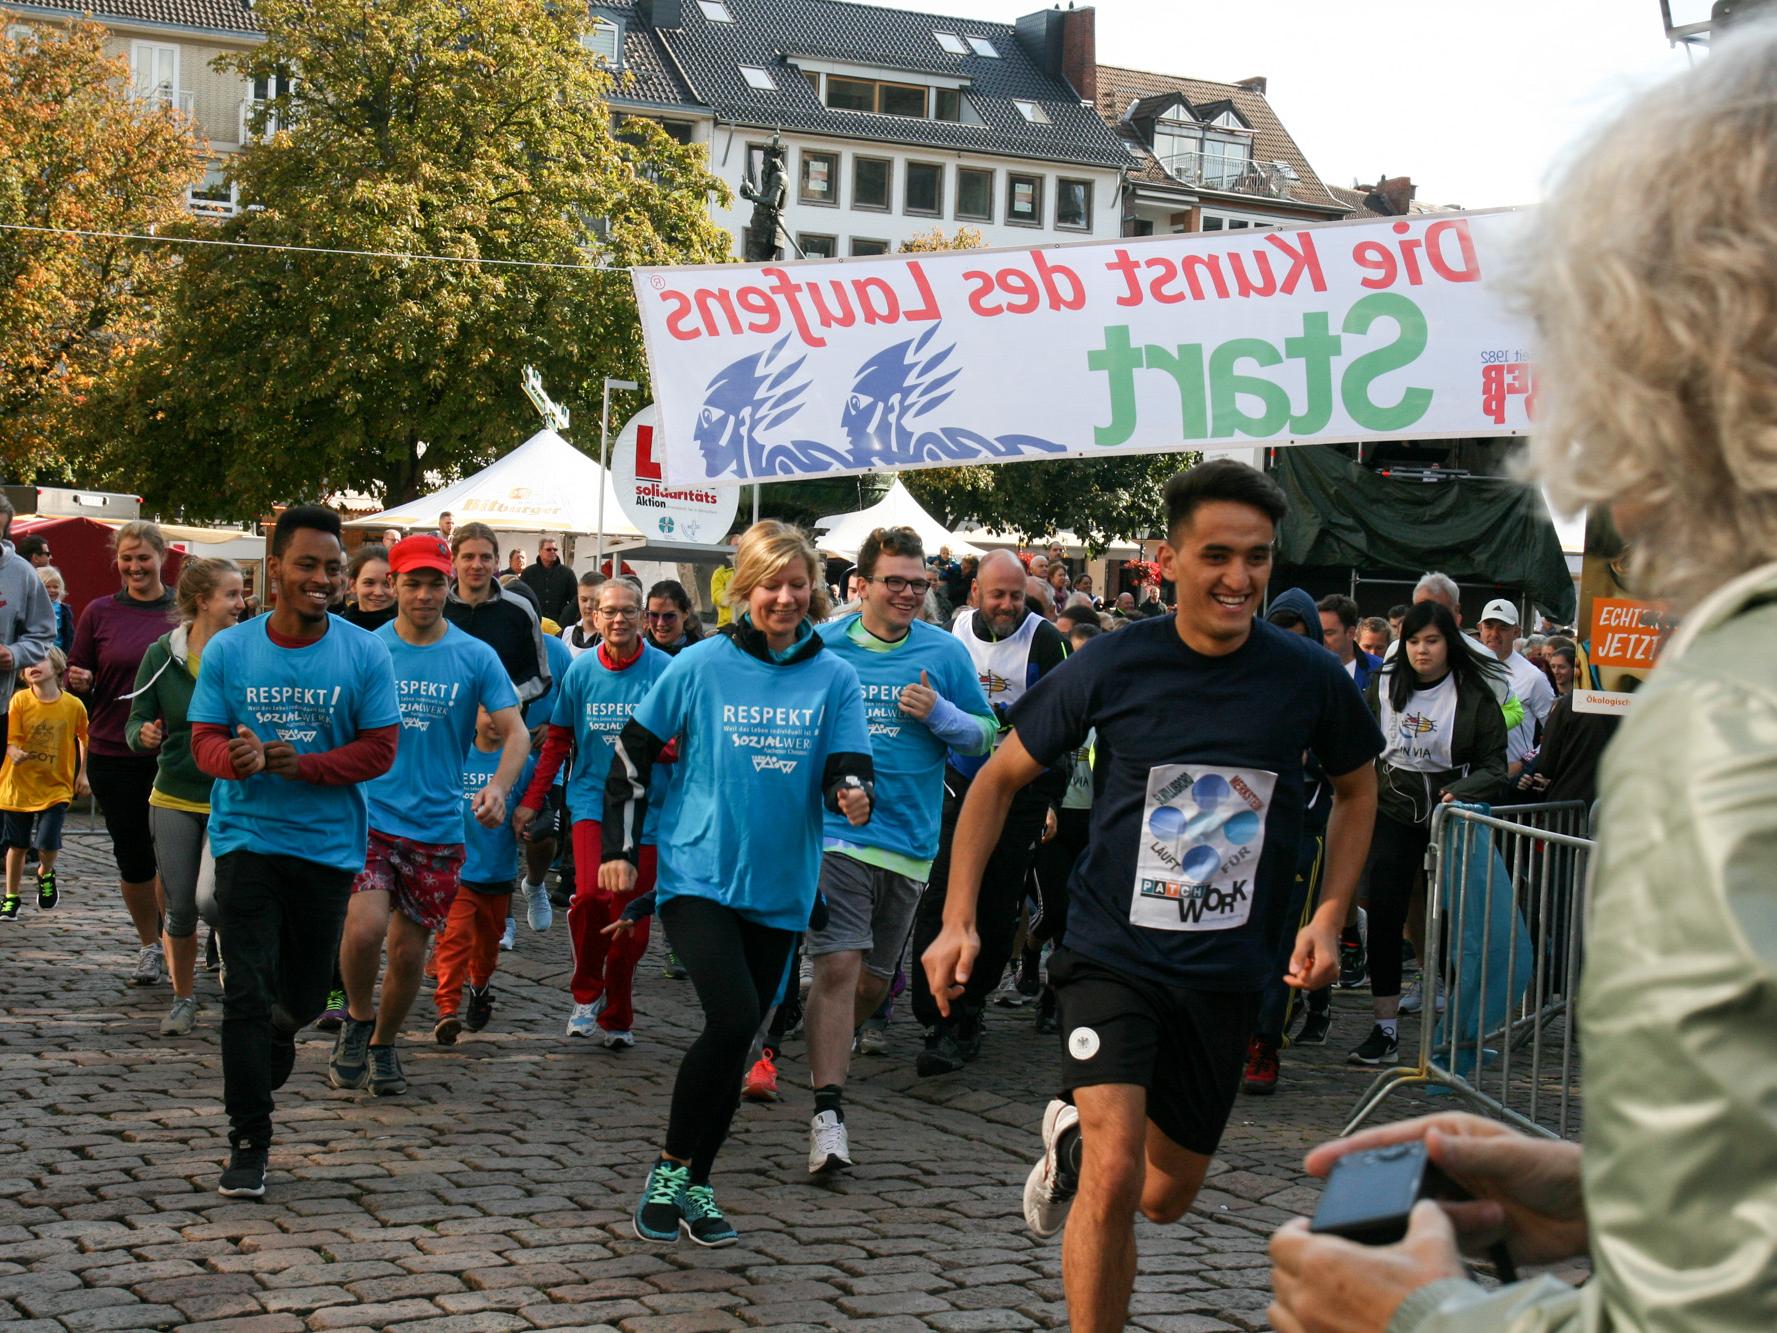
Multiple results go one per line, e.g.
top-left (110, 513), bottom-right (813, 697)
top-left (1131, 764), bottom-right (1277, 932)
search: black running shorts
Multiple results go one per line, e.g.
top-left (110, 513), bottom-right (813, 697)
top-left (1048, 946), bottom-right (1260, 1156)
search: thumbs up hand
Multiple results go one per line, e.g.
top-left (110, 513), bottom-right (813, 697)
top-left (898, 669), bottom-right (938, 721)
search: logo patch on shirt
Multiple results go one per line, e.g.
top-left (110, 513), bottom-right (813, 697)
top-left (751, 755), bottom-right (799, 774)
top-left (1132, 764), bottom-right (1277, 933)
top-left (1067, 1027), bottom-right (1100, 1060)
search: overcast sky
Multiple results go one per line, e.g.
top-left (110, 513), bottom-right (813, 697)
top-left (869, 0), bottom-right (1697, 206)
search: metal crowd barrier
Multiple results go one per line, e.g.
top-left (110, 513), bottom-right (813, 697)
top-left (1343, 801), bottom-right (1594, 1142)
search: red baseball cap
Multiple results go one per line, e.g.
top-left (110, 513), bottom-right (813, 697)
top-left (388, 534), bottom-right (453, 577)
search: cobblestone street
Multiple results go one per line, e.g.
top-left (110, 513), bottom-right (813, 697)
top-left (0, 832), bottom-right (1454, 1332)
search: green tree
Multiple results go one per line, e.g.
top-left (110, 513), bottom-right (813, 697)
top-left (84, 0), bottom-right (730, 520)
top-left (0, 17), bottom-right (200, 475)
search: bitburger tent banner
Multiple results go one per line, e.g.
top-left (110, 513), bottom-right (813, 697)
top-left (632, 208), bottom-right (1533, 486)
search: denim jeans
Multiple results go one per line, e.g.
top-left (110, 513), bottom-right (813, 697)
top-left (215, 850), bottom-right (354, 1147)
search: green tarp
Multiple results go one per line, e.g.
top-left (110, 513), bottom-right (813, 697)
top-left (1274, 446), bottom-right (1576, 622)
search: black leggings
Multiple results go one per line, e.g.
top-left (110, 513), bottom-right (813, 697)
top-left (660, 895), bottom-right (795, 1184)
top-left (1367, 814), bottom-right (1431, 1000)
top-left (1030, 807), bottom-right (1090, 946)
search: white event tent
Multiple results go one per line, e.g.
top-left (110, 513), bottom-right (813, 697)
top-left (815, 479), bottom-right (984, 562)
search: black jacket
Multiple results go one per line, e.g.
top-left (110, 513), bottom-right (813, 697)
top-left (519, 560), bottom-right (579, 626)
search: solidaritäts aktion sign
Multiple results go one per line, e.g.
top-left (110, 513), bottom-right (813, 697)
top-left (632, 209), bottom-right (1535, 486)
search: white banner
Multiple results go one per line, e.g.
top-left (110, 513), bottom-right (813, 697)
top-left (632, 209), bottom-right (1535, 486)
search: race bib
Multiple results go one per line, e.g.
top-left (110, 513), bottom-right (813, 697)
top-left (1131, 764), bottom-right (1277, 932)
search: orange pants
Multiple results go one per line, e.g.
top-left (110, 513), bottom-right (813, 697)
top-left (433, 886), bottom-right (511, 1015)
top-left (568, 821), bottom-right (655, 1028)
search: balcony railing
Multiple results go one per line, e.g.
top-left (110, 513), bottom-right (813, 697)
top-left (186, 183), bottom-right (238, 218)
top-left (133, 84), bottom-right (196, 117)
top-left (1158, 150), bottom-right (1294, 199)
top-left (238, 97), bottom-right (290, 141)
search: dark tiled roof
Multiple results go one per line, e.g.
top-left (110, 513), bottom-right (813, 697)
top-left (13, 0), bottom-right (262, 34)
top-left (598, 1), bottom-right (697, 107)
top-left (1096, 64), bottom-right (1346, 213)
top-left (645, 0), bottom-right (1132, 169)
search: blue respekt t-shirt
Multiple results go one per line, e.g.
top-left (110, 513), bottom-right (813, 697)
top-left (189, 615), bottom-right (402, 873)
top-left (551, 641), bottom-right (671, 833)
top-left (631, 633), bottom-right (869, 931)
top-left (820, 612), bottom-right (991, 863)
top-left (1010, 615), bottom-right (1383, 990)
top-left (461, 744), bottom-right (535, 885)
top-left (364, 622), bottom-right (518, 845)
top-left (527, 633), bottom-right (574, 788)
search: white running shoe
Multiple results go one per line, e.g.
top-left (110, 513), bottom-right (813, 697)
top-left (499, 917), bottom-right (516, 952)
top-left (808, 1109), bottom-right (851, 1174)
top-left (565, 1001), bottom-right (601, 1037)
top-left (524, 881), bottom-right (553, 933)
top-left (131, 944), bottom-right (165, 986)
top-left (601, 1029), bottom-right (635, 1050)
top-left (1023, 1098), bottom-right (1080, 1239)
top-left (1399, 978), bottom-right (1447, 1015)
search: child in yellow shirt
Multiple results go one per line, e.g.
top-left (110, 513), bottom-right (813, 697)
top-left (0, 648), bottom-right (89, 918)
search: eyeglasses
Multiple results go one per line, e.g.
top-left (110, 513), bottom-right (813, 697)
top-left (646, 611), bottom-right (681, 622)
top-left (598, 606), bottom-right (640, 620)
top-left (868, 576), bottom-right (933, 596)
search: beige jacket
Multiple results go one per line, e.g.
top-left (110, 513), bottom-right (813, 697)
top-left (1390, 560), bottom-right (1777, 1331)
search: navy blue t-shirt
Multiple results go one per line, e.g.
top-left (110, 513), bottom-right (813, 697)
top-left (1010, 615), bottom-right (1382, 990)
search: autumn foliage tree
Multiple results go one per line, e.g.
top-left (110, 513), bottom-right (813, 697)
top-left (85, 0), bottom-right (731, 519)
top-left (0, 17), bottom-right (201, 474)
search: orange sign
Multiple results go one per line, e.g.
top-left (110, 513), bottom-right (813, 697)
top-left (1589, 597), bottom-right (1662, 669)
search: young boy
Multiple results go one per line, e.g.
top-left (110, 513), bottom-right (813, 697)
top-left (0, 648), bottom-right (89, 918)
top-left (433, 706), bottom-right (536, 1042)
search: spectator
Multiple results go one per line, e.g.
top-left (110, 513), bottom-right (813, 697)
top-left (1317, 593), bottom-right (1381, 691)
top-left (946, 555), bottom-right (976, 612)
top-left (1073, 571), bottom-right (1101, 609)
top-left (15, 534), bottom-right (52, 568)
top-left (709, 530), bottom-right (742, 628)
top-left (1477, 598), bottom-right (1557, 782)
top-left (519, 536), bottom-right (578, 627)
top-left (36, 565), bottom-right (74, 654)
top-left (381, 528), bottom-right (402, 548)
top-left (437, 512), bottom-right (453, 541)
top-left (1271, 31), bottom-right (1777, 1330)
top-left (1046, 561), bottom-right (1071, 604)
top-left (1112, 590), bottom-right (1137, 619)
top-left (1137, 583), bottom-right (1168, 618)
top-left (1025, 576), bottom-right (1055, 621)
top-left (1546, 641), bottom-right (1576, 696)
top-left (1357, 615), bottom-right (1391, 659)
top-left (506, 549), bottom-right (526, 576)
top-left (1387, 603), bottom-right (1410, 639)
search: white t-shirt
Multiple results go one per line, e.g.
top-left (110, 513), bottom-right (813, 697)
top-left (1344, 657), bottom-right (1359, 680)
top-left (1500, 650), bottom-right (1555, 764)
top-left (1379, 674), bottom-right (1460, 773)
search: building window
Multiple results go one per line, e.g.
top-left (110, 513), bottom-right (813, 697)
top-left (879, 82), bottom-right (926, 118)
top-left (581, 17), bottom-right (620, 64)
top-left (851, 238), bottom-right (890, 256)
top-left (131, 41), bottom-right (181, 109)
top-left (696, 0), bottom-right (732, 20)
top-left (967, 36), bottom-right (999, 57)
top-left (188, 160), bottom-right (236, 216)
top-left (739, 65), bottom-right (776, 91)
top-left (956, 167), bottom-right (993, 222)
top-left (1056, 178), bottom-right (1091, 230)
top-left (905, 161), bottom-right (942, 216)
top-left (1201, 215), bottom-right (1224, 230)
top-left (826, 76), bottom-right (934, 119)
top-left (933, 30), bottom-right (968, 55)
top-left (1007, 172), bottom-right (1042, 227)
top-left (934, 87), bottom-right (962, 122)
top-left (828, 76), bottom-right (873, 112)
top-left (853, 156), bottom-right (891, 210)
top-left (799, 150), bottom-right (838, 206)
top-left (657, 119), bottom-right (694, 144)
top-left (1013, 99), bottom-right (1050, 124)
top-left (798, 233), bottom-right (838, 259)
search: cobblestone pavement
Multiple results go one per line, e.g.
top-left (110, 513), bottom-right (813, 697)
top-left (1, 833), bottom-right (1465, 1332)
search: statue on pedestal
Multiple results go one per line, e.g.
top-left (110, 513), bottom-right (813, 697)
top-left (740, 130), bottom-right (788, 262)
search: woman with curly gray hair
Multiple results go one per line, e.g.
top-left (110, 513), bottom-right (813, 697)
top-left (1270, 25), bottom-right (1777, 1333)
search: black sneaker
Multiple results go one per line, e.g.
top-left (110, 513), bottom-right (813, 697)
top-left (218, 1143), bottom-right (268, 1199)
top-left (956, 1009), bottom-right (985, 1062)
top-left (1337, 940), bottom-right (1369, 990)
top-left (1348, 1024), bottom-right (1399, 1066)
top-left (916, 1025), bottom-right (966, 1077)
top-left (1295, 1007), bottom-right (1332, 1046)
top-left (465, 985), bottom-right (494, 1032)
top-left (36, 868), bottom-right (57, 910)
top-left (0, 895), bottom-right (18, 921)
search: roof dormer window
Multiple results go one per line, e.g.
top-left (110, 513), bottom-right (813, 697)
top-left (696, 0), bottom-right (732, 21)
top-left (934, 31), bottom-right (968, 55)
top-left (1013, 99), bottom-right (1049, 123)
top-left (581, 16), bottom-right (620, 65)
top-left (967, 36), bottom-right (999, 58)
top-left (740, 65), bottom-right (776, 90)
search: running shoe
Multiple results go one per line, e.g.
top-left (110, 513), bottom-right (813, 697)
top-left (465, 984), bottom-right (495, 1032)
top-left (1337, 938), bottom-right (1368, 990)
top-left (680, 1182), bottom-right (738, 1247)
top-left (566, 1001), bottom-right (602, 1038)
top-left (916, 1025), bottom-right (966, 1077)
top-left (160, 996), bottom-right (199, 1037)
top-left (661, 951), bottom-right (688, 980)
top-left (1294, 1008), bottom-right (1332, 1046)
top-left (0, 895), bottom-right (18, 921)
top-left (798, 952), bottom-right (813, 997)
top-left (1399, 978), bottom-right (1446, 1015)
top-left (808, 1109), bottom-right (851, 1175)
top-left (1348, 1024), bottom-right (1399, 1066)
top-left (992, 972), bottom-right (1031, 1007)
top-left (1241, 1036), bottom-right (1279, 1095)
top-left (856, 1018), bottom-right (889, 1055)
top-left (741, 1052), bottom-right (780, 1102)
top-left (328, 1016), bottom-right (374, 1089)
top-left (131, 943), bottom-right (165, 986)
top-left (524, 880), bottom-right (553, 933)
top-left (633, 1159), bottom-right (689, 1243)
top-left (367, 1044), bottom-right (406, 1096)
top-left (314, 989), bottom-right (348, 1033)
top-left (1023, 1098), bottom-right (1080, 1239)
top-left (498, 917), bottom-right (516, 952)
top-left (217, 1143), bottom-right (268, 1199)
top-left (601, 1029), bottom-right (634, 1051)
top-left (433, 1013), bottom-right (463, 1045)
top-left (36, 868), bottom-right (57, 910)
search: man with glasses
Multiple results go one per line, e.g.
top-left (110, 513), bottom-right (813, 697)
top-left (515, 577), bottom-right (671, 1048)
top-left (519, 536), bottom-right (579, 628)
top-left (805, 527), bottom-right (995, 1172)
top-left (643, 580), bottom-right (701, 656)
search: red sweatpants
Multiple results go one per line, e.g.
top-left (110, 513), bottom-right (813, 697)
top-left (433, 887), bottom-right (510, 1015)
top-left (568, 821), bottom-right (657, 1028)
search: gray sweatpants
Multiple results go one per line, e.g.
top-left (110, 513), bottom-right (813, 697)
top-left (149, 805), bottom-right (215, 939)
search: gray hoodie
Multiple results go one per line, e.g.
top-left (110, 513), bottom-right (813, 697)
top-left (0, 540), bottom-right (57, 700)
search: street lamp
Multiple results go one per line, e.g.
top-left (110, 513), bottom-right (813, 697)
top-left (596, 377), bottom-right (638, 573)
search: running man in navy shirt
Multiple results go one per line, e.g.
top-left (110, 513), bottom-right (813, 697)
top-left (331, 535), bottom-right (529, 1098)
top-left (189, 506), bottom-right (402, 1200)
top-left (923, 462), bottom-right (1382, 1332)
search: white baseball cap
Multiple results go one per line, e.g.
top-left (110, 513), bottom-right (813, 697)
top-left (1479, 597), bottom-right (1519, 626)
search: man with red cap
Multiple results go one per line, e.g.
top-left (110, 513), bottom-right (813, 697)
top-left (330, 534), bottom-right (530, 1097)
